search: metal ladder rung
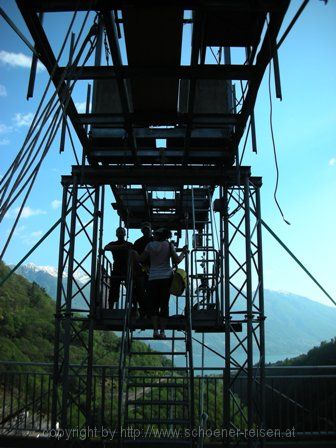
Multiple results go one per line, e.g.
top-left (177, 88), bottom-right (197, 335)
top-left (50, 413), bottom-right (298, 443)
top-left (128, 366), bottom-right (190, 371)
top-left (125, 419), bottom-right (190, 425)
top-left (132, 337), bottom-right (185, 341)
top-left (130, 351), bottom-right (186, 356)
top-left (127, 400), bottom-right (189, 406)
top-left (127, 382), bottom-right (187, 388)
top-left (190, 274), bottom-right (214, 277)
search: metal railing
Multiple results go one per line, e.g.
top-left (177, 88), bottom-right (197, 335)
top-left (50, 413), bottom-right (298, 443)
top-left (1, 362), bottom-right (335, 440)
top-left (96, 253), bottom-right (128, 314)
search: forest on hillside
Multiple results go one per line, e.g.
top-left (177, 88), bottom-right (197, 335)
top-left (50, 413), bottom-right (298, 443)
top-left (270, 337), bottom-right (336, 366)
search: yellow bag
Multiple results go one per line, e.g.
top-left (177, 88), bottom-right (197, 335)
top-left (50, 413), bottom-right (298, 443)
top-left (170, 268), bottom-right (187, 296)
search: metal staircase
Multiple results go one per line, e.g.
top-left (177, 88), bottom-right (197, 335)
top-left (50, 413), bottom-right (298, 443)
top-left (118, 233), bottom-right (195, 446)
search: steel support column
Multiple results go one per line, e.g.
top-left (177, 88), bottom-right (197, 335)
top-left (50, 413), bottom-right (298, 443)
top-left (219, 171), bottom-right (264, 447)
top-left (51, 177), bottom-right (103, 430)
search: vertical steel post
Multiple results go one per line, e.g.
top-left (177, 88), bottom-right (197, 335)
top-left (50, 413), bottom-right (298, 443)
top-left (256, 184), bottom-right (265, 446)
top-left (52, 182), bottom-right (68, 428)
top-left (61, 175), bottom-right (78, 428)
top-left (81, 83), bottom-right (92, 168)
top-left (223, 185), bottom-right (231, 440)
top-left (224, 47), bottom-right (233, 113)
top-left (244, 174), bottom-right (253, 447)
top-left (96, 186), bottom-right (105, 319)
top-left (85, 185), bottom-right (101, 428)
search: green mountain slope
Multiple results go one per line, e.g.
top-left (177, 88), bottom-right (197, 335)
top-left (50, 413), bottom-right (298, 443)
top-left (0, 261), bottom-right (168, 369)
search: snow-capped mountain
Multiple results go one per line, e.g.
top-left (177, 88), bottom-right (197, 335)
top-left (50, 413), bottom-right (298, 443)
top-left (25, 262), bottom-right (58, 277)
top-left (14, 263), bottom-right (90, 301)
top-left (24, 262), bottom-right (90, 284)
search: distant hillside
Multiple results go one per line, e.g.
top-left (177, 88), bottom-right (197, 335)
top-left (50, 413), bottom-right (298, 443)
top-left (0, 261), bottom-right (169, 370)
top-left (13, 262), bottom-right (90, 303)
top-left (14, 263), bottom-right (59, 300)
top-left (264, 290), bottom-right (336, 358)
top-left (271, 337), bottom-right (336, 366)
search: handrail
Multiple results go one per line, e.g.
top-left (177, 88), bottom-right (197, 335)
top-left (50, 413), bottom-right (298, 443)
top-left (117, 251), bottom-right (133, 442)
top-left (1, 361), bottom-right (335, 374)
top-left (1, 363), bottom-right (335, 438)
top-left (184, 212), bottom-right (196, 441)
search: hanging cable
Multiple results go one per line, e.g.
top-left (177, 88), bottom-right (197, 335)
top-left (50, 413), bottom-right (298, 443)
top-left (0, 7), bottom-right (40, 57)
top-left (0, 49), bottom-right (92, 224)
top-left (0, 109), bottom-right (64, 260)
top-left (0, 9), bottom-right (79, 199)
top-left (267, 56), bottom-right (290, 225)
top-left (264, 14), bottom-right (291, 226)
top-left (0, 21), bottom-right (98, 257)
top-left (1, 35), bottom-right (98, 230)
top-left (0, 11), bottom-right (97, 217)
top-left (0, 8), bottom-right (95, 202)
top-left (277, 0), bottom-right (310, 50)
top-left (0, 8), bottom-right (91, 211)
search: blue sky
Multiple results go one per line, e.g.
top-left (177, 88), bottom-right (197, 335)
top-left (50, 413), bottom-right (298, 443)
top-left (0, 1), bottom-right (335, 307)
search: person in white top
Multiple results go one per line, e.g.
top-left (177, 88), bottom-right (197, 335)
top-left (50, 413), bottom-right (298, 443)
top-left (134, 228), bottom-right (188, 339)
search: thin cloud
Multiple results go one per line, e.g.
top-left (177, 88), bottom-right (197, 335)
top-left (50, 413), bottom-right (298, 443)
top-left (21, 230), bottom-right (43, 245)
top-left (0, 84), bottom-right (7, 97)
top-left (329, 158), bottom-right (336, 167)
top-left (0, 123), bottom-right (12, 134)
top-left (13, 112), bottom-right (34, 127)
top-left (0, 138), bottom-right (10, 146)
top-left (0, 50), bottom-right (45, 72)
top-left (51, 199), bottom-right (62, 210)
top-left (6, 225), bottom-right (43, 245)
top-left (30, 230), bottom-right (43, 238)
top-left (6, 206), bottom-right (47, 219)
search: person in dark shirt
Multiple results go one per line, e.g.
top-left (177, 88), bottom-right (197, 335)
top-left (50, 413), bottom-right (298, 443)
top-left (104, 227), bottom-right (133, 308)
top-left (133, 222), bottom-right (153, 317)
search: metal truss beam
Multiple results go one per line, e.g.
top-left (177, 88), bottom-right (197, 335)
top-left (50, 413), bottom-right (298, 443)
top-left (56, 64), bottom-right (256, 81)
top-left (16, 0), bottom-right (89, 151)
top-left (25, 0), bottom-right (287, 13)
top-left (79, 112), bottom-right (238, 126)
top-left (232, 1), bottom-right (290, 148)
top-left (101, 8), bottom-right (138, 165)
top-left (62, 165), bottom-right (262, 187)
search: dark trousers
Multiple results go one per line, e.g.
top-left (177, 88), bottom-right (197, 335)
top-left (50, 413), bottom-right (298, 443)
top-left (148, 277), bottom-right (173, 318)
top-left (133, 274), bottom-right (149, 316)
top-left (109, 273), bottom-right (125, 309)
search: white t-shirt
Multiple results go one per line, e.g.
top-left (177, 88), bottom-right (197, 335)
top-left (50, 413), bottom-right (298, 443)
top-left (144, 240), bottom-right (175, 281)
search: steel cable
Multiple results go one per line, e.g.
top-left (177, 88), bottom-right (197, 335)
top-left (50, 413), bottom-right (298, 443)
top-left (0, 6), bottom-right (94, 208)
top-left (0, 11), bottom-right (96, 221)
top-left (0, 22), bottom-right (97, 257)
top-left (0, 8), bottom-right (79, 199)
